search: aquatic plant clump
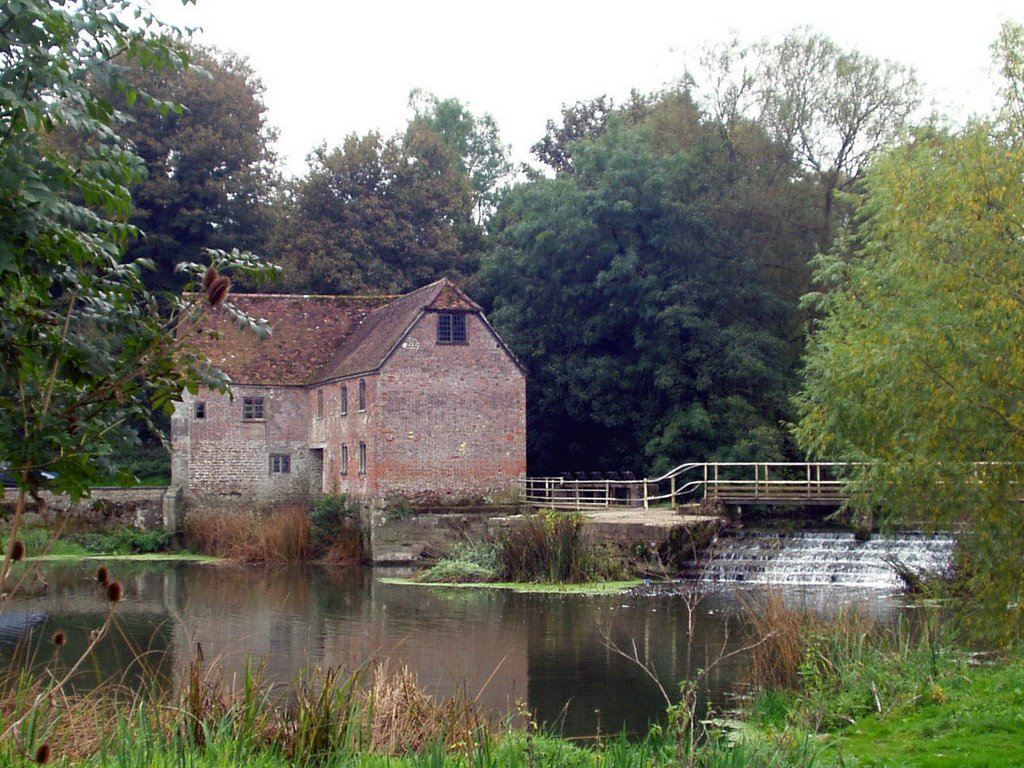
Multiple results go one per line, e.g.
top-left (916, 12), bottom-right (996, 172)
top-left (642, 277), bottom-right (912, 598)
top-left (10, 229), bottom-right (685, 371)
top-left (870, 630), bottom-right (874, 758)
top-left (498, 511), bottom-right (624, 583)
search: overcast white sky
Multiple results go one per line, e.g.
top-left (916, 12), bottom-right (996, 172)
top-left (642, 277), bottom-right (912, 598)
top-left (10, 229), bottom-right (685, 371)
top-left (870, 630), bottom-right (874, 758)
top-left (148, 0), bottom-right (1021, 177)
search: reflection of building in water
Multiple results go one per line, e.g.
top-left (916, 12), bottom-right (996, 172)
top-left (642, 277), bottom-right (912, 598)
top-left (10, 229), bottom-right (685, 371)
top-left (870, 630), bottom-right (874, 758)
top-left (165, 565), bottom-right (529, 718)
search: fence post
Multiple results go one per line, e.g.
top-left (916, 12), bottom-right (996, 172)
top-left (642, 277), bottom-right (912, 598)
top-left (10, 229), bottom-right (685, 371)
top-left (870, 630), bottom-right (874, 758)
top-left (670, 475), bottom-right (676, 507)
top-left (643, 479), bottom-right (649, 510)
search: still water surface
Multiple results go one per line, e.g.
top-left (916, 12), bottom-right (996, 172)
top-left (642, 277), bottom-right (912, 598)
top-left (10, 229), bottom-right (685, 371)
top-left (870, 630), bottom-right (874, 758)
top-left (0, 561), bottom-right (910, 736)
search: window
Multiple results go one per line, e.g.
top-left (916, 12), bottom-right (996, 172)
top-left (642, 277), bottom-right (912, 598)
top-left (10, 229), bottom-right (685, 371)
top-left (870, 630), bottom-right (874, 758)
top-left (437, 312), bottom-right (467, 344)
top-left (316, 389), bottom-right (324, 419)
top-left (358, 442), bottom-right (367, 475)
top-left (340, 384), bottom-right (348, 415)
top-left (358, 379), bottom-right (367, 412)
top-left (340, 444), bottom-right (349, 475)
top-left (194, 402), bottom-right (206, 419)
top-left (242, 397), bottom-right (265, 421)
top-left (270, 454), bottom-right (291, 474)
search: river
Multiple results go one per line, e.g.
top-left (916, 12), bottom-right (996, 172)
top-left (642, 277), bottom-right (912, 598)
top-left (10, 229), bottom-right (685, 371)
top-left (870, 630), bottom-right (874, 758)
top-left (0, 560), bottom-right (915, 737)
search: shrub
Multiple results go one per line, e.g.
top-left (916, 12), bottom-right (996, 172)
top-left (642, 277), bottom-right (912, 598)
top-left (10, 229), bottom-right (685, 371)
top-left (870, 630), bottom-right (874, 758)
top-left (310, 494), bottom-right (358, 554)
top-left (416, 541), bottom-right (499, 583)
top-left (67, 526), bottom-right (173, 555)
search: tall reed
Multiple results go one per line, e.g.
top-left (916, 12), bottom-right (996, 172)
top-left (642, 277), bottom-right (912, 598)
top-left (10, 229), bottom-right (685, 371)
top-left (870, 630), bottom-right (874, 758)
top-left (182, 505), bottom-right (311, 562)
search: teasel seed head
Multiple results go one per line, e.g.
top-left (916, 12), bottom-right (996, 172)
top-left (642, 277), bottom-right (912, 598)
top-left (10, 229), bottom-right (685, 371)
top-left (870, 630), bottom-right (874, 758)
top-left (202, 265), bottom-right (218, 289)
top-left (10, 540), bottom-right (24, 562)
top-left (35, 743), bottom-right (51, 764)
top-left (207, 275), bottom-right (231, 308)
top-left (106, 580), bottom-right (123, 603)
top-left (96, 565), bottom-right (109, 585)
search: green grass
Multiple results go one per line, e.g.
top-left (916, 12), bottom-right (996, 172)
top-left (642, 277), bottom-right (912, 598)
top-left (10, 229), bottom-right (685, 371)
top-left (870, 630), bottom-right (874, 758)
top-left (826, 658), bottom-right (1024, 767)
top-left (379, 577), bottom-right (641, 594)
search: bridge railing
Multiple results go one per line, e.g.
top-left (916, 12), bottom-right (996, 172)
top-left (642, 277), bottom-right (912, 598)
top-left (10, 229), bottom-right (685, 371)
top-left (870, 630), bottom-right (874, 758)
top-left (517, 462), bottom-right (850, 511)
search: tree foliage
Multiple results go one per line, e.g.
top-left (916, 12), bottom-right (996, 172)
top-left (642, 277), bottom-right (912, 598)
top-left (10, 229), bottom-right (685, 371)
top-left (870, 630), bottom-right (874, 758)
top-left (485, 92), bottom-right (817, 474)
top-left (408, 90), bottom-right (513, 223)
top-left (112, 43), bottom-right (279, 291)
top-left (688, 29), bottom-right (920, 248)
top-left (271, 125), bottom-right (482, 294)
top-left (0, 0), bottom-right (277, 514)
top-left (794, 23), bottom-right (1024, 640)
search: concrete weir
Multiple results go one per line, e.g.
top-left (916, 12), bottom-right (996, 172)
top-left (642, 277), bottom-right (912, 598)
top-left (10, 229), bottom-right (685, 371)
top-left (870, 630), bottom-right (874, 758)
top-left (365, 502), bottom-right (722, 568)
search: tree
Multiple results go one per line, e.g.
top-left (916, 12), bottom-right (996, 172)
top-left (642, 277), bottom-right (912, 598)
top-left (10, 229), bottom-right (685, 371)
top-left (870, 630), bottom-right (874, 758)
top-left (794, 23), bottom-right (1024, 640)
top-left (0, 0), bottom-right (276, 589)
top-left (530, 92), bottom-right (652, 175)
top-left (688, 29), bottom-right (920, 249)
top-left (113, 44), bottom-right (279, 291)
top-left (271, 125), bottom-right (481, 294)
top-left (408, 90), bottom-right (513, 223)
top-left (485, 94), bottom-right (811, 475)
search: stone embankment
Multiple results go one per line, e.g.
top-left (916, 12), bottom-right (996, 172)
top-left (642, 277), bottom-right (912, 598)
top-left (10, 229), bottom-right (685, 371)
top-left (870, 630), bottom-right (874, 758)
top-left (0, 486), bottom-right (167, 528)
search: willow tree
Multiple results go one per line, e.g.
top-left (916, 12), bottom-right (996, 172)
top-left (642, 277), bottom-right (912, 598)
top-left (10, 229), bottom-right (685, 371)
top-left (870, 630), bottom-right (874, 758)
top-left (794, 24), bottom-right (1024, 640)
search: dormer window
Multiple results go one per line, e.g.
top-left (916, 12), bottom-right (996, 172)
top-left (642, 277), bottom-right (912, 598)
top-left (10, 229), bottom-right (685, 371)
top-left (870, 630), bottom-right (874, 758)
top-left (437, 312), bottom-right (467, 344)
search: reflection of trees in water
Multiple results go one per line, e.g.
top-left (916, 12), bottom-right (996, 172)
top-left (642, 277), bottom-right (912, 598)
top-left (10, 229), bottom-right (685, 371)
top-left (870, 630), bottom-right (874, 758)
top-left (0, 564), bottom-right (906, 738)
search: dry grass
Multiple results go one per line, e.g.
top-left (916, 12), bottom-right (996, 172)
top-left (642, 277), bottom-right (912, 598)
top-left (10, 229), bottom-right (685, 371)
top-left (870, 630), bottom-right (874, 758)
top-left (183, 505), bottom-right (312, 562)
top-left (741, 589), bottom-right (822, 691)
top-left (366, 662), bottom-right (487, 756)
top-left (322, 523), bottom-right (364, 565)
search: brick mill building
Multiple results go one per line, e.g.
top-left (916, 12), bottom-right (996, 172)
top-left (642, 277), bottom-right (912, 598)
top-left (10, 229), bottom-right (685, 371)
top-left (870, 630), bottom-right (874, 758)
top-left (169, 279), bottom-right (527, 509)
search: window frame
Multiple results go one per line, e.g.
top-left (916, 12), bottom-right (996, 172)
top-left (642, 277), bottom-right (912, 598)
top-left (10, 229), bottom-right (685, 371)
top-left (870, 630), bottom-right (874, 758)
top-left (340, 444), bottom-right (349, 475)
top-left (242, 396), bottom-right (265, 421)
top-left (340, 384), bottom-right (348, 416)
top-left (269, 453), bottom-right (291, 474)
top-left (437, 312), bottom-right (468, 345)
top-left (358, 441), bottom-right (367, 475)
top-left (358, 379), bottom-right (367, 412)
top-left (316, 389), bottom-right (324, 419)
top-left (194, 401), bottom-right (206, 420)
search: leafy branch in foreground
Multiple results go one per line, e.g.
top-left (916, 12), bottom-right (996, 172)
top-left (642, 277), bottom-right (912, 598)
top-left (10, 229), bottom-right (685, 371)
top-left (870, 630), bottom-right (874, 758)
top-left (0, 0), bottom-right (279, 596)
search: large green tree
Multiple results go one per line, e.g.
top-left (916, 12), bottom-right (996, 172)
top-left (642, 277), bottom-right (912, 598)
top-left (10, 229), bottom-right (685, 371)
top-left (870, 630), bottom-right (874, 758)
top-left (0, 0), bottom-right (275, 586)
top-left (794, 24), bottom-right (1024, 639)
top-left (485, 92), bottom-right (816, 475)
top-left (271, 124), bottom-right (481, 294)
top-left (113, 44), bottom-right (279, 291)
top-left (689, 29), bottom-right (920, 249)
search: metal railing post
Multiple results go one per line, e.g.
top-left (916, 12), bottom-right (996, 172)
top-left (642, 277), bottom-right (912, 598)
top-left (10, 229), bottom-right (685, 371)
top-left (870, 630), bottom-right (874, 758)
top-left (643, 479), bottom-right (649, 510)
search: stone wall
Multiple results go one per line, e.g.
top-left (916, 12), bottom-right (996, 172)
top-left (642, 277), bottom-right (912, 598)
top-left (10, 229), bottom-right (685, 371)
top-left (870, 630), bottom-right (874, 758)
top-left (363, 502), bottom-right (520, 564)
top-left (0, 486), bottom-right (167, 528)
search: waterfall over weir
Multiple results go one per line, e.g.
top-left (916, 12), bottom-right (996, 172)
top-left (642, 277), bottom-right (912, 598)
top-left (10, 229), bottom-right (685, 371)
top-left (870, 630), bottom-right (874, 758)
top-left (696, 530), bottom-right (955, 589)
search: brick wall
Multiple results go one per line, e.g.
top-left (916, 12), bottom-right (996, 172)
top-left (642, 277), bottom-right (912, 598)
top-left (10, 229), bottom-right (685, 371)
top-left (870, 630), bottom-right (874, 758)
top-left (335, 311), bottom-right (527, 501)
top-left (172, 385), bottom-right (318, 508)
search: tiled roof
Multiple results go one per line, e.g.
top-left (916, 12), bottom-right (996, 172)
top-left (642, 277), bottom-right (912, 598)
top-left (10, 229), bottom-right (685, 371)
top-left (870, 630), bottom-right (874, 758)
top-left (189, 293), bottom-right (390, 386)
top-left (190, 279), bottom-right (482, 386)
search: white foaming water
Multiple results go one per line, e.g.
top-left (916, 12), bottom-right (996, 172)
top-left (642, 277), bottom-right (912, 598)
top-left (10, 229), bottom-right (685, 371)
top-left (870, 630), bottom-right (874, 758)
top-left (696, 530), bottom-right (955, 589)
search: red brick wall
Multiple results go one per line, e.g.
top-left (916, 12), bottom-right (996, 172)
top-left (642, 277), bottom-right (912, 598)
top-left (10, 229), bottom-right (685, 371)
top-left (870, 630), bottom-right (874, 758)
top-left (356, 311), bottom-right (526, 500)
top-left (316, 375), bottom-right (378, 498)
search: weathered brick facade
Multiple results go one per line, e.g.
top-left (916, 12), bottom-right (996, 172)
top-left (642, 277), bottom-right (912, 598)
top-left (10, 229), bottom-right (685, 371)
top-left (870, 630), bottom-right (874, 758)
top-left (171, 280), bottom-right (526, 509)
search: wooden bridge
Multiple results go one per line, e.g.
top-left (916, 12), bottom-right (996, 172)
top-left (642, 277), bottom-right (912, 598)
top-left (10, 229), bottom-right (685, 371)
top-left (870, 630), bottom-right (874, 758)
top-left (517, 462), bottom-right (848, 511)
